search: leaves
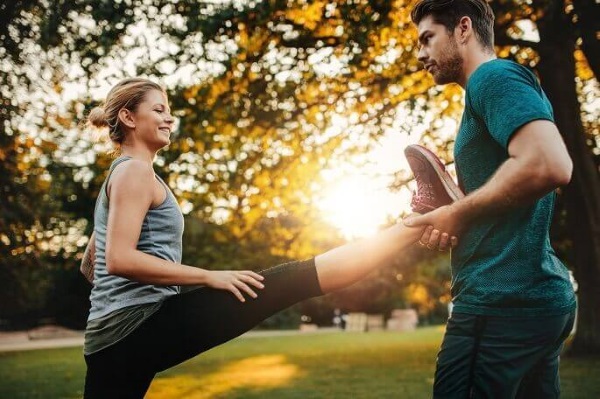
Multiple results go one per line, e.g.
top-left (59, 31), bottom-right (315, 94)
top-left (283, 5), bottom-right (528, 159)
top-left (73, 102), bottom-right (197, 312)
top-left (0, 0), bottom-right (597, 324)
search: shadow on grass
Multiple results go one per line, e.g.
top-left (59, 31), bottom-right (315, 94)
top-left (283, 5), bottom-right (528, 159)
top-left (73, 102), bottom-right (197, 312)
top-left (147, 354), bottom-right (302, 399)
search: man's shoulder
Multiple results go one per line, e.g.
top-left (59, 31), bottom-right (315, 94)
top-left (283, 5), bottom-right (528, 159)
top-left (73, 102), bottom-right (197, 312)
top-left (470, 59), bottom-right (535, 87)
top-left (466, 59), bottom-right (538, 106)
top-left (475, 58), bottom-right (524, 75)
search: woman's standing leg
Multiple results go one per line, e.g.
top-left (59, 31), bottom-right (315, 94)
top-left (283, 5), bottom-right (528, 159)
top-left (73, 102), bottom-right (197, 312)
top-left (84, 343), bottom-right (156, 399)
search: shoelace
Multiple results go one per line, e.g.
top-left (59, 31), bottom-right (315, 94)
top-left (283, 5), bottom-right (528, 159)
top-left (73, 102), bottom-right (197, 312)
top-left (411, 178), bottom-right (435, 209)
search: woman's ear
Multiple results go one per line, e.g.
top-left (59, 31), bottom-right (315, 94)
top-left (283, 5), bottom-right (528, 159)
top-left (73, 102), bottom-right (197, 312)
top-left (118, 108), bottom-right (136, 129)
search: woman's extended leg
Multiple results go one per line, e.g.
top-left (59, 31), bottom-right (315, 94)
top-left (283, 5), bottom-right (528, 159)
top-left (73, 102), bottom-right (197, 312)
top-left (150, 221), bottom-right (423, 369)
top-left (314, 221), bottom-right (423, 293)
top-left (82, 221), bottom-right (423, 398)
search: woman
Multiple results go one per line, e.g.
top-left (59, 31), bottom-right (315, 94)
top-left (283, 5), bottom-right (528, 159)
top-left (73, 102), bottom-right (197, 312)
top-left (81, 77), bottom-right (444, 398)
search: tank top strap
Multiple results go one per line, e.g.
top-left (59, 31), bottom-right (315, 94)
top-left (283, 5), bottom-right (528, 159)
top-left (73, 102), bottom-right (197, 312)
top-left (154, 173), bottom-right (169, 188)
top-left (99, 156), bottom-right (133, 206)
top-left (106, 156), bottom-right (132, 184)
top-left (109, 155), bottom-right (132, 172)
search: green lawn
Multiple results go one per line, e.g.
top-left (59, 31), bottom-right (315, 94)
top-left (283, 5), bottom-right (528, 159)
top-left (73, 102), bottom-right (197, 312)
top-left (1, 327), bottom-right (599, 399)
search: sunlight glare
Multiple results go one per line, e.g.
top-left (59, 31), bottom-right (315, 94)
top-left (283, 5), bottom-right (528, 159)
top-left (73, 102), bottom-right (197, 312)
top-left (316, 124), bottom-right (418, 240)
top-left (320, 178), bottom-right (387, 239)
top-left (317, 111), bottom-right (464, 240)
top-left (319, 175), bottom-right (413, 240)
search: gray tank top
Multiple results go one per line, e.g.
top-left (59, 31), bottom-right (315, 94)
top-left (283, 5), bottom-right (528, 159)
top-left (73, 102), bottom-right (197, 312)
top-left (87, 156), bottom-right (183, 322)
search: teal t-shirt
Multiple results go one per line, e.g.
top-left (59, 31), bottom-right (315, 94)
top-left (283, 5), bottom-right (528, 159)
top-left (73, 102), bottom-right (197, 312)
top-left (451, 59), bottom-right (576, 317)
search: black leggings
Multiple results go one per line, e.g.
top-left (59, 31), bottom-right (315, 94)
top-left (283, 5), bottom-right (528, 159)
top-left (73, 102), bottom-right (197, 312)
top-left (84, 258), bottom-right (322, 398)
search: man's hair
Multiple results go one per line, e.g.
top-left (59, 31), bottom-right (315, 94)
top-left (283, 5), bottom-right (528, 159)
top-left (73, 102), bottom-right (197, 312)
top-left (411, 0), bottom-right (495, 51)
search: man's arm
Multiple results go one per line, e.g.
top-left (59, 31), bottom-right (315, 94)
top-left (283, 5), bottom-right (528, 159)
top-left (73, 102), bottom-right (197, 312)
top-left (80, 231), bottom-right (96, 284)
top-left (405, 120), bottom-right (572, 246)
top-left (452, 119), bottom-right (571, 224)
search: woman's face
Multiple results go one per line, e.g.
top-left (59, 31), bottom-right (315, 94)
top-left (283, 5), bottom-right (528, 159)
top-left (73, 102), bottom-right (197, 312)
top-left (129, 89), bottom-right (174, 150)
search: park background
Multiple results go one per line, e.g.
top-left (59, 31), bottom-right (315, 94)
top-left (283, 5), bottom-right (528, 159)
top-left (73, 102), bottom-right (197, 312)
top-left (0, 0), bottom-right (599, 397)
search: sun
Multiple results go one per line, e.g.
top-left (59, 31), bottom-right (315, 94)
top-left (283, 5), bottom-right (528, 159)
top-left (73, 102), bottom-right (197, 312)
top-left (318, 173), bottom-right (414, 240)
top-left (315, 110), bottom-right (455, 240)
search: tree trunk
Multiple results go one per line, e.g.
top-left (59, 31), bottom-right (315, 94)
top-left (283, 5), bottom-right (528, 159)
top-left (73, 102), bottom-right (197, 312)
top-left (536, 0), bottom-right (600, 355)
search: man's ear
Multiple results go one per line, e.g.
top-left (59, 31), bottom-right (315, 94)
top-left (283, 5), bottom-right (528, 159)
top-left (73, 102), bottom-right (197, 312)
top-left (118, 108), bottom-right (136, 129)
top-left (457, 16), bottom-right (473, 43)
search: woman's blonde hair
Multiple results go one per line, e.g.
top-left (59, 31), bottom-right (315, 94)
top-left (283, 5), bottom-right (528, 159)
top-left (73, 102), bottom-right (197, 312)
top-left (86, 78), bottom-right (164, 150)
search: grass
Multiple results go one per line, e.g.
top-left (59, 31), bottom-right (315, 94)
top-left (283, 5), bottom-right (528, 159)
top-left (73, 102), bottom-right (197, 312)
top-left (1, 326), bottom-right (599, 398)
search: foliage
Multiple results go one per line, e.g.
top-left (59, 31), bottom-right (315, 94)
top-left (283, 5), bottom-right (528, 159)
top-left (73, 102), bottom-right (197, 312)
top-left (0, 0), bottom-right (597, 335)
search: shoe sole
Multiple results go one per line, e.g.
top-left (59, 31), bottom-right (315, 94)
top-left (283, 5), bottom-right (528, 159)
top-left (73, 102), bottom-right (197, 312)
top-left (404, 145), bottom-right (465, 202)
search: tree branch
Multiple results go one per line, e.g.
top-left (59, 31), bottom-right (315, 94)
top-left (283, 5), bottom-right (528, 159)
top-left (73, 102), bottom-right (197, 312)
top-left (494, 29), bottom-right (540, 50)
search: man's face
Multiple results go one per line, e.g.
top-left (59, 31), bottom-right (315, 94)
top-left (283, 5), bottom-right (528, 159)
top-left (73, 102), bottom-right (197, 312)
top-left (417, 16), bottom-right (464, 85)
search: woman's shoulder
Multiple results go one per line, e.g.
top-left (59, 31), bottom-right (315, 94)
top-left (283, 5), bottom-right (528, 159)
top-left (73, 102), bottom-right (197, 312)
top-left (109, 158), bottom-right (156, 191)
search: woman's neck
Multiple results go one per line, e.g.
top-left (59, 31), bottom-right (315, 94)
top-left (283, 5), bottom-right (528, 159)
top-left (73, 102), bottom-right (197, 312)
top-left (119, 145), bottom-right (156, 164)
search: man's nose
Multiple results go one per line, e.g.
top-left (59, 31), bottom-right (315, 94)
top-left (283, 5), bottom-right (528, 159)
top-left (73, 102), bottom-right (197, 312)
top-left (417, 47), bottom-right (428, 64)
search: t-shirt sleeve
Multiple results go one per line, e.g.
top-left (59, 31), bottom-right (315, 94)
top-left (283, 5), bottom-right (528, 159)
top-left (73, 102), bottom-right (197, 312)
top-left (467, 63), bottom-right (554, 149)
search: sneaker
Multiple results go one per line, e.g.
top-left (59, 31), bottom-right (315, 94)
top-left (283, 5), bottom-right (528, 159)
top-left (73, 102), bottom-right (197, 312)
top-left (404, 144), bottom-right (465, 213)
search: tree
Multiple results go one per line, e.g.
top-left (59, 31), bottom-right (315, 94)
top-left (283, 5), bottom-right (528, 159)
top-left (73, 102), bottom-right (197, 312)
top-left (492, 0), bottom-right (600, 355)
top-left (172, 0), bottom-right (599, 352)
top-left (0, 0), bottom-right (597, 341)
top-left (0, 0), bottom-right (133, 324)
top-left (536, 0), bottom-right (600, 356)
top-left (0, 1), bottom-right (57, 322)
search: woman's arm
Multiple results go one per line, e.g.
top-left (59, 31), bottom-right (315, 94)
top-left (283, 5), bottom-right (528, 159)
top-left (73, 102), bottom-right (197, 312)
top-left (80, 231), bottom-right (96, 284)
top-left (105, 159), bottom-right (264, 302)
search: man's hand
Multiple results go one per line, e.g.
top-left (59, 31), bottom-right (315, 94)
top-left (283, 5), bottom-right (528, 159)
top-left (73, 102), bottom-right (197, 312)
top-left (404, 205), bottom-right (463, 251)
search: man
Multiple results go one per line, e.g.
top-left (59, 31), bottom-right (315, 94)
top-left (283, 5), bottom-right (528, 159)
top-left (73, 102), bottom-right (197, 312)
top-left (403, 0), bottom-right (577, 397)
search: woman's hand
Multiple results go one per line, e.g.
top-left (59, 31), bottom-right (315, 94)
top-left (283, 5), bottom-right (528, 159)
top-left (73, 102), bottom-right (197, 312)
top-left (204, 270), bottom-right (265, 302)
top-left (404, 205), bottom-right (462, 251)
top-left (80, 232), bottom-right (96, 284)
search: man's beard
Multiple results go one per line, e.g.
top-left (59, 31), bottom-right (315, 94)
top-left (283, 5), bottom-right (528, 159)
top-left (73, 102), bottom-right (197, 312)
top-left (433, 39), bottom-right (463, 85)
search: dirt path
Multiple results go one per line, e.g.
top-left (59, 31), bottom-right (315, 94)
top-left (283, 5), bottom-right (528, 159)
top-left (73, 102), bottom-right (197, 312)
top-left (0, 326), bottom-right (338, 353)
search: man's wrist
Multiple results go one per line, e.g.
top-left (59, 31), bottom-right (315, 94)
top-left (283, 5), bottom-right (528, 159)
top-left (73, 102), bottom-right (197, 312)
top-left (448, 197), bottom-right (478, 227)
